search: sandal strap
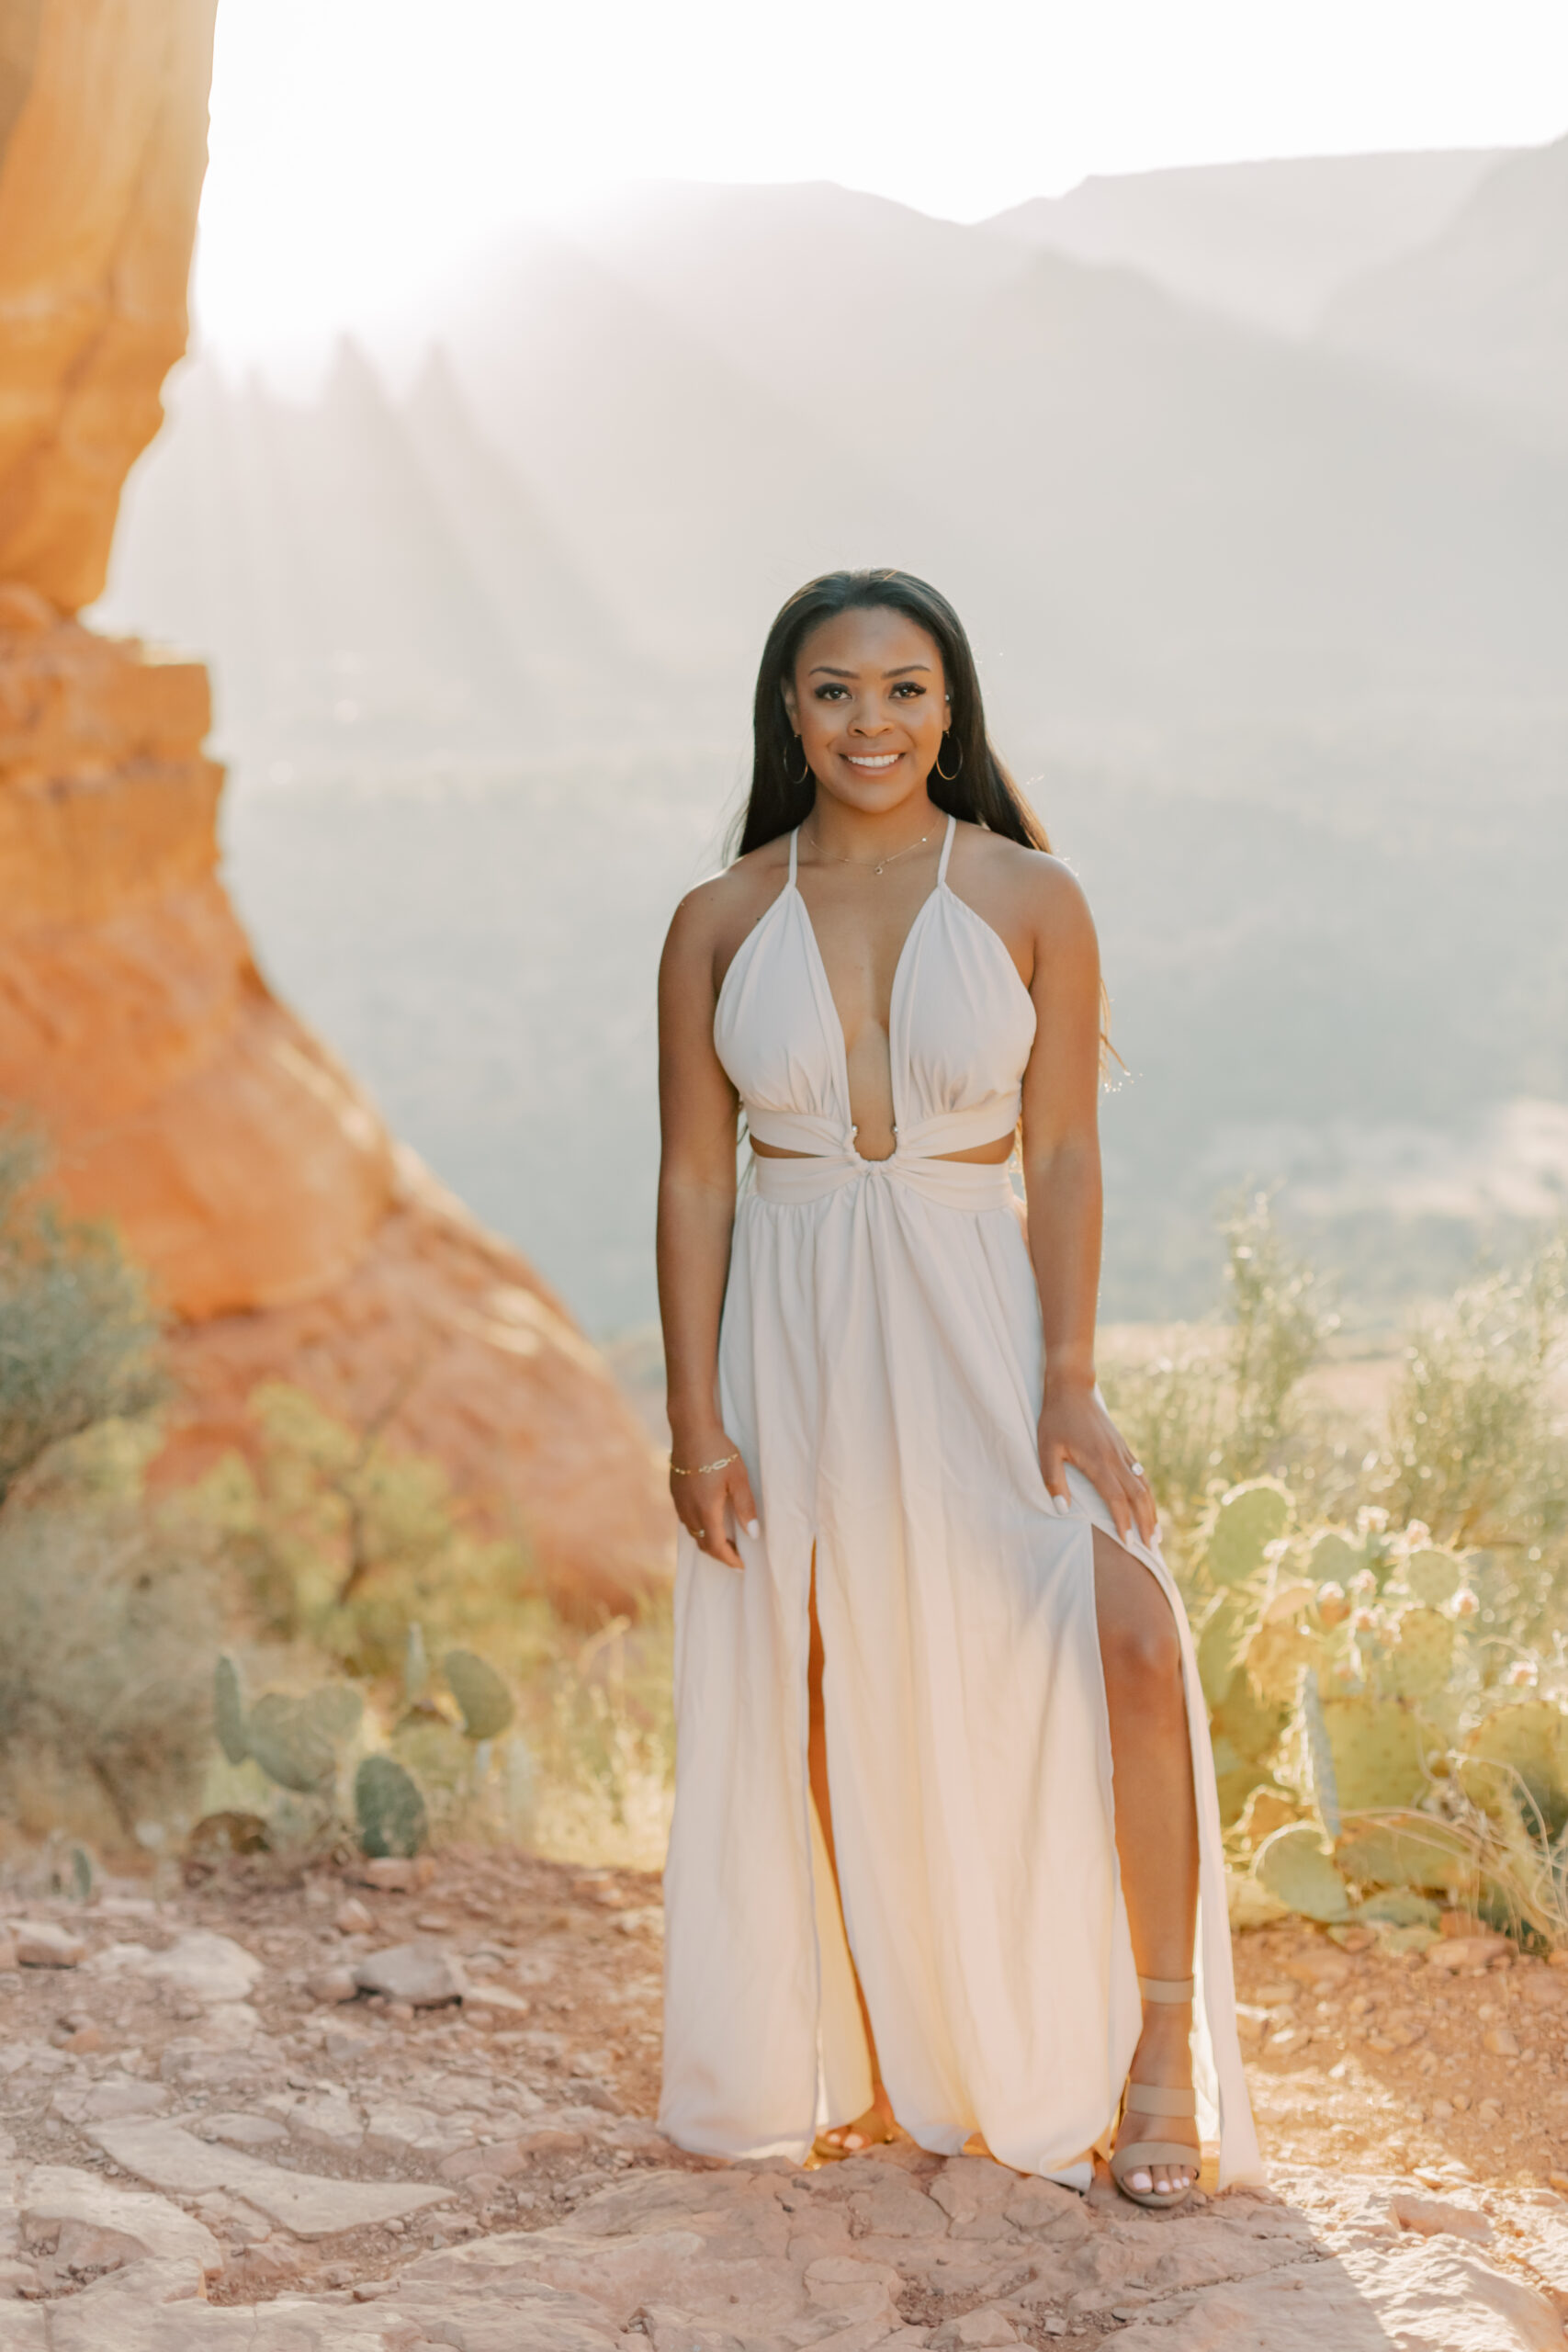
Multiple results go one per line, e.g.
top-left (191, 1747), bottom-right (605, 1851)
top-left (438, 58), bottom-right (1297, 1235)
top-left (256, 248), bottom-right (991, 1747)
top-left (1125, 2081), bottom-right (1197, 2118)
top-left (1113, 2140), bottom-right (1200, 2177)
top-left (1138, 1975), bottom-right (1195, 2003)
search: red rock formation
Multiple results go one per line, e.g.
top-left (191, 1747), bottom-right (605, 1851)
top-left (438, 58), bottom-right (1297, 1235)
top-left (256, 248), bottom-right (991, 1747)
top-left (0, 1), bottom-right (672, 1614)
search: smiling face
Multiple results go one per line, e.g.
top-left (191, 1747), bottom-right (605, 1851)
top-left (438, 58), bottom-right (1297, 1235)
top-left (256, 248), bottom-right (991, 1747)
top-left (782, 605), bottom-right (950, 816)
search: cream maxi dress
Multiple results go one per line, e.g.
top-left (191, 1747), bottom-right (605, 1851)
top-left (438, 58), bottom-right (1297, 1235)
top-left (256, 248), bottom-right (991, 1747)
top-left (660, 816), bottom-right (1261, 2188)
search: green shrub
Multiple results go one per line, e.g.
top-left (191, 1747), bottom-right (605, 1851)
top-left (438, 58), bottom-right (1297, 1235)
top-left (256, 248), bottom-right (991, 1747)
top-left (0, 1129), bottom-right (163, 1506)
top-left (0, 1427), bottom-right (217, 1850)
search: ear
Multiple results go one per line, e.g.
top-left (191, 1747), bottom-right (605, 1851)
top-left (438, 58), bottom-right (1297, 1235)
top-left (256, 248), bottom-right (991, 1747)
top-left (780, 677), bottom-right (799, 729)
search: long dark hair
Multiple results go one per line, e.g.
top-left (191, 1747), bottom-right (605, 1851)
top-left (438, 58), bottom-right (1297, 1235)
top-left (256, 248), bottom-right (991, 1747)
top-left (735, 568), bottom-right (1049, 857)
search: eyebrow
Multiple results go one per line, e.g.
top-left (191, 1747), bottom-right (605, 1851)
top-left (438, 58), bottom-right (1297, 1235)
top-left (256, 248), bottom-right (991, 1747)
top-left (807, 662), bottom-right (932, 678)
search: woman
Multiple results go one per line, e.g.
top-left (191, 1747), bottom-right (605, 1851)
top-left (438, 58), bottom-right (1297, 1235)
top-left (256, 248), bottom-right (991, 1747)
top-left (655, 569), bottom-right (1259, 2203)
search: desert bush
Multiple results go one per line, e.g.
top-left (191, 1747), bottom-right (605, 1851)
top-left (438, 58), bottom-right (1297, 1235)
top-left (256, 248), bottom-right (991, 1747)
top-left (0, 1423), bottom-right (218, 1853)
top-left (1101, 1192), bottom-right (1339, 1552)
top-left (1371, 1232), bottom-right (1568, 1640)
top-left (194, 1385), bottom-right (675, 1868)
top-left (0, 1128), bottom-right (163, 1506)
top-left (191, 1382), bottom-right (550, 1682)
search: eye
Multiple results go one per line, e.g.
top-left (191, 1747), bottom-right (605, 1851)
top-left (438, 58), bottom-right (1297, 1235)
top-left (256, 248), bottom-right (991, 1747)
top-left (813, 684), bottom-right (849, 701)
top-left (891, 682), bottom-right (926, 699)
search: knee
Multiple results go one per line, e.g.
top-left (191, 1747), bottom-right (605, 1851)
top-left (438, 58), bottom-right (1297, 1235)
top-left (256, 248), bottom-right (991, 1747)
top-left (1103, 1611), bottom-right (1183, 1710)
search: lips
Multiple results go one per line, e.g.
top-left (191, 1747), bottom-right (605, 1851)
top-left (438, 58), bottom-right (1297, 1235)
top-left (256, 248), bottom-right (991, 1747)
top-left (843, 752), bottom-right (901, 771)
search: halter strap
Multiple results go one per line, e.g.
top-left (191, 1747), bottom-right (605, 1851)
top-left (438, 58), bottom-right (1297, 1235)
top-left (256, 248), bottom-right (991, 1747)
top-left (937, 810), bottom-right (956, 885)
top-left (788, 826), bottom-right (799, 886)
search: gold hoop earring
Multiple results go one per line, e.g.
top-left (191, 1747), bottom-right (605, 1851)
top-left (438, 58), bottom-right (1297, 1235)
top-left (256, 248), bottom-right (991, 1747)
top-left (789, 741), bottom-right (812, 786)
top-left (934, 737), bottom-right (963, 783)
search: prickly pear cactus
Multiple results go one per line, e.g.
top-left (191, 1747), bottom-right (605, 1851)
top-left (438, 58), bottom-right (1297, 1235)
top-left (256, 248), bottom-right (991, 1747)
top-left (1337, 1812), bottom-right (1472, 1894)
top-left (1309, 1530), bottom-right (1359, 1584)
top-left (1255, 1823), bottom-right (1350, 1920)
top-left (1236, 1784), bottom-right (1298, 1845)
top-left (1381, 1607), bottom-right (1455, 1706)
top-left (1212, 1666), bottom-right (1290, 1766)
top-left (214, 1655), bottom-right (249, 1768)
top-left (1197, 1594), bottom-right (1247, 1709)
top-left (404, 1623), bottom-right (431, 1709)
top-left (1203, 1480), bottom-right (1292, 1588)
top-left (443, 1649), bottom-right (515, 1742)
top-left (1244, 1615), bottom-right (1319, 1707)
top-left (1461, 1699), bottom-right (1568, 1838)
top-left (1320, 1691), bottom-right (1429, 1813)
top-left (391, 1713), bottom-right (472, 1792)
top-left (1404, 1549), bottom-right (1463, 1609)
top-left (1357, 1888), bottom-right (1440, 1930)
top-left (244, 1692), bottom-right (338, 1793)
top-left (1299, 1668), bottom-right (1340, 1835)
top-left (355, 1754), bottom-right (428, 1859)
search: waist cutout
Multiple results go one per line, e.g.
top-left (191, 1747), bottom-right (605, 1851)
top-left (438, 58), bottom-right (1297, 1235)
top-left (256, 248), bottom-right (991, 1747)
top-left (746, 1100), bottom-right (1020, 1211)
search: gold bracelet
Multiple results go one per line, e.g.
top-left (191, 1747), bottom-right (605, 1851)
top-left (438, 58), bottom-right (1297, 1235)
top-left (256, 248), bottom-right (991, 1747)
top-left (670, 1450), bottom-right (739, 1477)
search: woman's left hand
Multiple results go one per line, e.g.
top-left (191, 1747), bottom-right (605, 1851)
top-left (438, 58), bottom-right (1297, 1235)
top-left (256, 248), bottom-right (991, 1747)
top-left (1037, 1383), bottom-right (1156, 1546)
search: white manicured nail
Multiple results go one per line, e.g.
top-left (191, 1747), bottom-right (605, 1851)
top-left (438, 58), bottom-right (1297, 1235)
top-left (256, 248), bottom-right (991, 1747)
top-left (746, 1520), bottom-right (761, 1539)
top-left (1055, 1494), bottom-right (1069, 1517)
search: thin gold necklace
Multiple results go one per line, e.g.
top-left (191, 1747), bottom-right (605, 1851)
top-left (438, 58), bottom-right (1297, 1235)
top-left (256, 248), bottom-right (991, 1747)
top-left (806, 820), bottom-right (934, 878)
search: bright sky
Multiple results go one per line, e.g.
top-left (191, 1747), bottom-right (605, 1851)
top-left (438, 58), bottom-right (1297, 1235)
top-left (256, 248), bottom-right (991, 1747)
top-left (194, 0), bottom-right (1568, 377)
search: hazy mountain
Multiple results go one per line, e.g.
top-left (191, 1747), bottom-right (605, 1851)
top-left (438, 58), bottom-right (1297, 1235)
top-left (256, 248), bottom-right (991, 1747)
top-left (99, 342), bottom-right (629, 760)
top-left (1322, 134), bottom-right (1568, 452)
top-left (427, 180), bottom-right (1568, 747)
top-left (984, 150), bottom-right (1502, 336)
top-left (89, 168), bottom-right (1568, 1333)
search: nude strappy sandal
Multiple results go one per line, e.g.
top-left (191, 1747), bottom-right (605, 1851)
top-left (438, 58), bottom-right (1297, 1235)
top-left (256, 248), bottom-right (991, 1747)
top-left (1110, 1974), bottom-right (1199, 2211)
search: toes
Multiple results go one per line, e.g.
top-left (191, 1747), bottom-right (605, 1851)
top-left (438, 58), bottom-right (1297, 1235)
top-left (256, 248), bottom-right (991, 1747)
top-left (1128, 2169), bottom-right (1152, 2193)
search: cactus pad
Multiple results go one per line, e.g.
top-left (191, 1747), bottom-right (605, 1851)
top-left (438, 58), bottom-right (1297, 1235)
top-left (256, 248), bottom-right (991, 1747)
top-left (391, 1714), bottom-right (473, 1792)
top-left (355, 1754), bottom-right (428, 1859)
top-left (1404, 1549), bottom-right (1462, 1609)
top-left (245, 1692), bottom-right (337, 1792)
top-left (1357, 1888), bottom-right (1441, 1929)
top-left (1383, 1607), bottom-right (1455, 1704)
top-left (1205, 1480), bottom-right (1292, 1587)
top-left (214, 1654), bottom-right (249, 1767)
top-left (1244, 1617), bottom-right (1318, 1707)
top-left (1321, 1692), bottom-right (1428, 1812)
top-left (1211, 1666), bottom-right (1290, 1766)
top-left (404, 1623), bottom-right (430, 1708)
top-left (1197, 1595), bottom-right (1246, 1709)
top-left (1309, 1530), bottom-right (1360, 1583)
top-left (1255, 1823), bottom-right (1350, 1921)
top-left (443, 1649), bottom-right (515, 1741)
top-left (1337, 1812), bottom-right (1472, 1894)
top-left (1461, 1700), bottom-right (1568, 1836)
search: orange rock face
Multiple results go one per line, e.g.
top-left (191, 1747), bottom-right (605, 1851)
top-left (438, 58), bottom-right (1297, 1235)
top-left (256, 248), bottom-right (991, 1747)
top-left (0, 600), bottom-right (672, 1614)
top-left (0, 2), bottom-right (674, 1614)
top-left (0, 1), bottom-right (218, 614)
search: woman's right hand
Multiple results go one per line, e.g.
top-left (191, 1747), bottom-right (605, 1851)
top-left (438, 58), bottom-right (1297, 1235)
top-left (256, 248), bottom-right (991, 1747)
top-left (669, 1434), bottom-right (760, 1571)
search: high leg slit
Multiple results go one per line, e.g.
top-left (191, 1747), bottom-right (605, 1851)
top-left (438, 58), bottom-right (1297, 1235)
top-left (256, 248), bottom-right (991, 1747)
top-left (658, 817), bottom-right (1263, 2185)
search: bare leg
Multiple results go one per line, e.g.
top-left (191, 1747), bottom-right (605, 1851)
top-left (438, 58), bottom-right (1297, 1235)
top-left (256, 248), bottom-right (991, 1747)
top-left (808, 1555), bottom-right (897, 2152)
top-left (1095, 1527), bottom-right (1201, 2197)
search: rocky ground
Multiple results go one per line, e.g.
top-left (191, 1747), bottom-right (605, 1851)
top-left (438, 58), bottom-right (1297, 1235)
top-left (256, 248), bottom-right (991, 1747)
top-left (3, 1849), bottom-right (1568, 2347)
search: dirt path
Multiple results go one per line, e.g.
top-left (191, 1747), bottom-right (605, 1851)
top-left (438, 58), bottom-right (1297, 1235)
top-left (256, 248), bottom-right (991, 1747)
top-left (1, 1849), bottom-right (1566, 2346)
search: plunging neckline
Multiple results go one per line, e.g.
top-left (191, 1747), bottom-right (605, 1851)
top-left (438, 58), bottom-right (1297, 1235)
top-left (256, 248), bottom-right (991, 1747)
top-left (788, 816), bottom-right (954, 1156)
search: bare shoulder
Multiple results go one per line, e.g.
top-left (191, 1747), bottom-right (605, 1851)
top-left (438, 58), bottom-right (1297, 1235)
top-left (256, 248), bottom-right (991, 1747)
top-left (662, 836), bottom-right (793, 982)
top-left (953, 821), bottom-right (1095, 942)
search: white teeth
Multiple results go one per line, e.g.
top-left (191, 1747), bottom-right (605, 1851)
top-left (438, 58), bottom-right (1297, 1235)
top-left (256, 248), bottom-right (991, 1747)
top-left (847, 754), bottom-right (898, 769)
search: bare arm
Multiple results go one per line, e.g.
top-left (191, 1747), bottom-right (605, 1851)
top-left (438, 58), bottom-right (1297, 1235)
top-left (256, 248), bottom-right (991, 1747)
top-left (1020, 864), bottom-right (1155, 1545)
top-left (656, 886), bottom-right (759, 1569)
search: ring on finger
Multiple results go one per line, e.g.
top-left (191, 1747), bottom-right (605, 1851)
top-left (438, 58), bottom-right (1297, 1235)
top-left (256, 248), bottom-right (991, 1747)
top-left (1130, 1461), bottom-right (1145, 1479)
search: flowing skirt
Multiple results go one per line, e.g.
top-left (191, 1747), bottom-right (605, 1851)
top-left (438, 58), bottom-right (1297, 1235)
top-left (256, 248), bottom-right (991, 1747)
top-left (659, 1161), bottom-right (1262, 2186)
